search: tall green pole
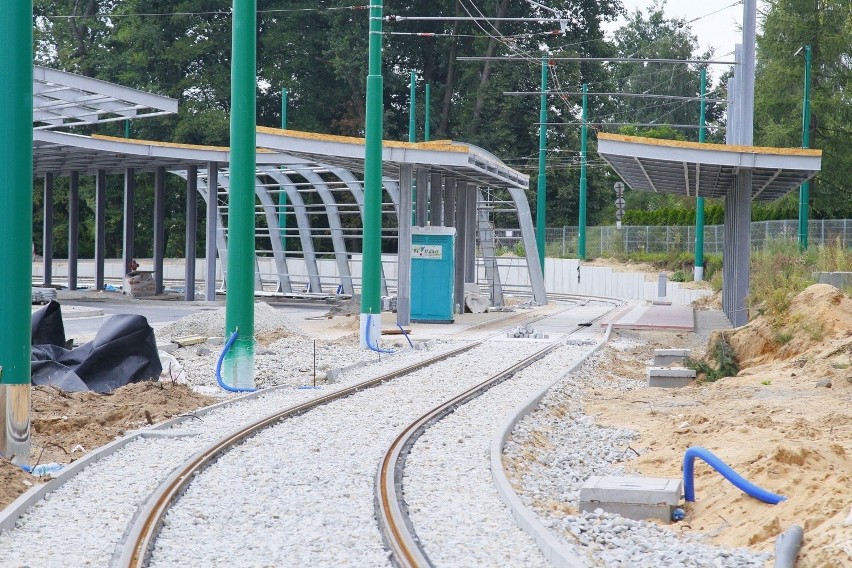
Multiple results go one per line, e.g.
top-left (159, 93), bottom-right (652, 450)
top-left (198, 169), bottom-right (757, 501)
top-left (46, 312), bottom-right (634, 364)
top-left (536, 57), bottom-right (548, 272)
top-left (408, 71), bottom-right (416, 142)
top-left (798, 45), bottom-right (811, 250)
top-left (124, 119), bottom-right (131, 138)
top-left (424, 83), bottom-right (431, 142)
top-left (578, 83), bottom-right (588, 260)
top-left (0, 0), bottom-right (33, 465)
top-left (279, 88), bottom-right (288, 255)
top-left (361, 0), bottom-right (384, 348)
top-left (223, 0), bottom-right (257, 388)
top-left (694, 67), bottom-right (707, 281)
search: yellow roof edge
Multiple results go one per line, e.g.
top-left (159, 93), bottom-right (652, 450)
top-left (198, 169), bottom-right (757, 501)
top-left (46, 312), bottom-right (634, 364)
top-left (255, 126), bottom-right (468, 153)
top-left (597, 132), bottom-right (822, 158)
top-left (92, 134), bottom-right (281, 154)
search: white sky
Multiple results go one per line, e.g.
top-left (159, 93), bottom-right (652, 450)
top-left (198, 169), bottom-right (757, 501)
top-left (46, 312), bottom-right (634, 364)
top-left (605, 1), bottom-right (766, 60)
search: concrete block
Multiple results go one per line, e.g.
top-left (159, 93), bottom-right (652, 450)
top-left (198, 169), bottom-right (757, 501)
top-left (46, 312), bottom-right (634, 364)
top-left (648, 366), bottom-right (696, 388)
top-left (653, 349), bottom-right (690, 366)
top-left (580, 475), bottom-right (683, 523)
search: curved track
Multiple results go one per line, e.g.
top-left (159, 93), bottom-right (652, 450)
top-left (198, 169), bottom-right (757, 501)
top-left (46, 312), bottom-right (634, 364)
top-left (375, 303), bottom-right (619, 567)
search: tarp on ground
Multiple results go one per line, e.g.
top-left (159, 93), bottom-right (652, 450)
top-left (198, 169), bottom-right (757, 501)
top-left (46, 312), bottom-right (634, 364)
top-left (31, 301), bottom-right (163, 393)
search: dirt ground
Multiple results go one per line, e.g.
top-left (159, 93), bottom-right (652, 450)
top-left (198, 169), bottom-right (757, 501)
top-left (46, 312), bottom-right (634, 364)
top-left (0, 381), bottom-right (215, 510)
top-left (585, 284), bottom-right (852, 567)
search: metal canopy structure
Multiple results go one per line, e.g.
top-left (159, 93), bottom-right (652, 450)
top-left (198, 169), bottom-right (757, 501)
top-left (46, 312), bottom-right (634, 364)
top-left (255, 127), bottom-right (529, 189)
top-left (33, 128), bottom-right (547, 312)
top-left (33, 131), bottom-right (284, 174)
top-left (597, 133), bottom-right (822, 202)
top-left (33, 66), bottom-right (178, 130)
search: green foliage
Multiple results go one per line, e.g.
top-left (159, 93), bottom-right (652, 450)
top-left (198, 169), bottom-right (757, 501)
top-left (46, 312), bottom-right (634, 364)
top-left (686, 334), bottom-right (739, 382)
top-left (670, 269), bottom-right (688, 282)
top-left (749, 238), bottom-right (852, 320)
top-left (755, 0), bottom-right (852, 218)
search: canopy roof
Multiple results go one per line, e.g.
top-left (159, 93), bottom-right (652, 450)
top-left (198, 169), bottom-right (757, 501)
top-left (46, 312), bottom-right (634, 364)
top-left (255, 127), bottom-right (529, 189)
top-left (33, 66), bottom-right (177, 130)
top-left (597, 133), bottom-right (822, 202)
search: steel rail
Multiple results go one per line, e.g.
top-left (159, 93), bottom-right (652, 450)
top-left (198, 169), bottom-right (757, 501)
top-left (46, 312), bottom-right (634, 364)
top-left (375, 302), bottom-right (620, 567)
top-left (118, 341), bottom-right (481, 568)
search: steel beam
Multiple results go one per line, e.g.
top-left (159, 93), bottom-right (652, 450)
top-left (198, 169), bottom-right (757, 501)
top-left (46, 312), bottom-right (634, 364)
top-left (153, 166), bottom-right (166, 295)
top-left (397, 164), bottom-right (413, 326)
top-left (205, 163), bottom-right (219, 300)
top-left (185, 165), bottom-right (197, 300)
top-left (429, 172), bottom-right (443, 226)
top-left (68, 171), bottom-right (79, 290)
top-left (42, 173), bottom-right (54, 285)
top-left (94, 169), bottom-right (106, 290)
top-left (122, 168), bottom-right (135, 275)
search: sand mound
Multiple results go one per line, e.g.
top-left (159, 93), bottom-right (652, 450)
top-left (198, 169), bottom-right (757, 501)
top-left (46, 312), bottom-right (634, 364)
top-left (157, 302), bottom-right (303, 340)
top-left (728, 284), bottom-right (852, 368)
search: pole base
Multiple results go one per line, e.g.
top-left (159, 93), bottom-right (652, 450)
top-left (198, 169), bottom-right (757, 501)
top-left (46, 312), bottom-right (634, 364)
top-left (694, 266), bottom-right (705, 282)
top-left (0, 383), bottom-right (31, 467)
top-left (360, 313), bottom-right (383, 350)
top-left (222, 340), bottom-right (255, 390)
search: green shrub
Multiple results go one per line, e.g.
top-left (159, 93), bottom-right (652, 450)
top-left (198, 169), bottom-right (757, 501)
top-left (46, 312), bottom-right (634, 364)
top-left (686, 334), bottom-right (739, 382)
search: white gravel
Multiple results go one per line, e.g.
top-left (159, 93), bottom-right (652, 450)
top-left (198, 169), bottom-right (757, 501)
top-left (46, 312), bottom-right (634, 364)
top-left (0, 337), bottom-right (466, 567)
top-left (504, 337), bottom-right (772, 567)
top-left (148, 340), bottom-right (549, 567)
top-left (404, 337), bottom-right (602, 567)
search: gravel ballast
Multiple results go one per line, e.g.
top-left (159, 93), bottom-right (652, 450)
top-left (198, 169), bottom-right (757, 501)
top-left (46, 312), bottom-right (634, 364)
top-left (504, 337), bottom-right (772, 567)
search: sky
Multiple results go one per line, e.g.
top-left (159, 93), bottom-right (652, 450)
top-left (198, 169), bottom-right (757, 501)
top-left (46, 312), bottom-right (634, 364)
top-left (605, 1), bottom-right (766, 60)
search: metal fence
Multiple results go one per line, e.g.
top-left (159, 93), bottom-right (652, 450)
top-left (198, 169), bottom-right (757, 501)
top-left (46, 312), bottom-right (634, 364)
top-left (493, 220), bottom-right (852, 257)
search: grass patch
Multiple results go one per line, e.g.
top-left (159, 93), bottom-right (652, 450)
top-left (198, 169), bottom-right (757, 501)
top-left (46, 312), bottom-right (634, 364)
top-left (686, 334), bottom-right (740, 382)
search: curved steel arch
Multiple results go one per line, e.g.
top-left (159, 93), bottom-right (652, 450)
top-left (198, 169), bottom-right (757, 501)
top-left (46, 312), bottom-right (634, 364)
top-left (287, 165), bottom-right (355, 295)
top-left (259, 166), bottom-right (323, 293)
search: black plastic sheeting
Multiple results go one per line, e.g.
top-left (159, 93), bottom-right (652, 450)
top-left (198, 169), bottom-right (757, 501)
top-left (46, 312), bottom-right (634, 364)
top-left (31, 301), bottom-right (163, 393)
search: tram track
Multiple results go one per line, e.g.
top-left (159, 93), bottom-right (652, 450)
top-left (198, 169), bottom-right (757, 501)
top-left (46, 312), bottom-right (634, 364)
top-left (118, 303), bottom-right (591, 567)
top-left (375, 302), bottom-right (619, 567)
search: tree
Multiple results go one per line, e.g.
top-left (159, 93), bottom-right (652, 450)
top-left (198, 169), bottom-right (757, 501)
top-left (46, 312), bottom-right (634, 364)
top-left (755, 0), bottom-right (852, 218)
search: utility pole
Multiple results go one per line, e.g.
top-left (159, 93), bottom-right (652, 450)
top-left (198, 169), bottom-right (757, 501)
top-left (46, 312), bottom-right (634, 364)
top-left (694, 67), bottom-right (707, 281)
top-left (578, 83), bottom-right (588, 260)
top-left (223, 0), bottom-right (257, 388)
top-left (361, 0), bottom-right (384, 348)
top-left (0, 0), bottom-right (33, 465)
top-left (798, 45), bottom-right (812, 250)
top-left (424, 83), bottom-right (431, 142)
top-left (536, 56), bottom-right (549, 271)
top-left (409, 71), bottom-right (416, 142)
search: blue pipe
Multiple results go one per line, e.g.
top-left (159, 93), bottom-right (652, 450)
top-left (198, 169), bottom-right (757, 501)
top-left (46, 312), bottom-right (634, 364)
top-left (396, 323), bottom-right (414, 349)
top-left (366, 313), bottom-right (395, 354)
top-left (216, 330), bottom-right (257, 393)
top-left (683, 446), bottom-right (785, 505)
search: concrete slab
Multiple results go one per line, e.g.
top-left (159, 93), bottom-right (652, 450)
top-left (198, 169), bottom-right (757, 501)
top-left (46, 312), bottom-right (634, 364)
top-left (600, 304), bottom-right (694, 332)
top-left (648, 367), bottom-right (696, 388)
top-left (653, 348), bottom-right (690, 366)
top-left (580, 475), bottom-right (683, 523)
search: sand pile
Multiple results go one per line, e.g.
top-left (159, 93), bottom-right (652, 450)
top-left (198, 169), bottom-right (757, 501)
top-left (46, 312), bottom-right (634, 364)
top-left (581, 290), bottom-right (852, 566)
top-left (157, 302), bottom-right (303, 340)
top-left (726, 283), bottom-right (852, 368)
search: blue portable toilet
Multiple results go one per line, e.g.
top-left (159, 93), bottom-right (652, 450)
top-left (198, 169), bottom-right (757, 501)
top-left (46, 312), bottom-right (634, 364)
top-left (411, 226), bottom-right (455, 322)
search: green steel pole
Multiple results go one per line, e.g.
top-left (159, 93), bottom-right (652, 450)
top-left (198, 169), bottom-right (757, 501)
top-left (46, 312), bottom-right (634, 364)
top-left (224, 0), bottom-right (257, 388)
top-left (408, 71), bottom-right (416, 142)
top-left (124, 119), bottom-right (131, 138)
top-left (424, 83), bottom-right (431, 142)
top-left (279, 88), bottom-right (287, 255)
top-left (361, 0), bottom-right (384, 347)
top-left (0, 0), bottom-right (33, 465)
top-left (798, 45), bottom-right (811, 250)
top-left (578, 83), bottom-right (588, 260)
top-left (694, 67), bottom-right (706, 280)
top-left (536, 57), bottom-right (548, 271)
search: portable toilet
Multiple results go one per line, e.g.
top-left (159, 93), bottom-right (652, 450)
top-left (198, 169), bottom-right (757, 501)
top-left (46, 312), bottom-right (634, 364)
top-left (411, 226), bottom-right (455, 322)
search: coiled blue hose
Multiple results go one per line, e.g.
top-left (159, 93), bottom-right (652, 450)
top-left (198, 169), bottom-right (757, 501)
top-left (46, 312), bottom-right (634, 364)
top-left (215, 330), bottom-right (257, 393)
top-left (683, 446), bottom-right (785, 505)
top-left (366, 314), bottom-right (395, 354)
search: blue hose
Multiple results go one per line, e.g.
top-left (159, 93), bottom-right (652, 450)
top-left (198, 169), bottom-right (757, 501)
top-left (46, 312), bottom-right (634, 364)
top-left (215, 330), bottom-right (257, 393)
top-left (396, 323), bottom-right (414, 349)
top-left (366, 314), bottom-right (395, 354)
top-left (683, 446), bottom-right (785, 505)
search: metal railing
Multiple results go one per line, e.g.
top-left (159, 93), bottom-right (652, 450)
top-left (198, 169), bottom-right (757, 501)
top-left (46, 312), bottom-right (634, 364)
top-left (493, 220), bottom-right (852, 257)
